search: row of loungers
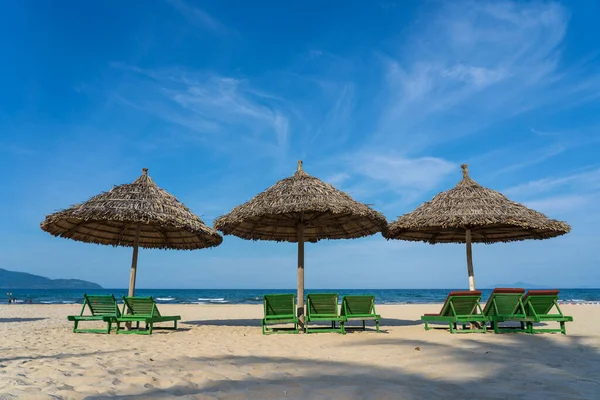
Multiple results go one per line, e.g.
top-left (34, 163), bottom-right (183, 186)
top-left (262, 293), bottom-right (381, 335)
top-left (421, 289), bottom-right (573, 334)
top-left (67, 294), bottom-right (181, 335)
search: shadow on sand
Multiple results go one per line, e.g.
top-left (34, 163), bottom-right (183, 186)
top-left (82, 332), bottom-right (600, 400)
top-left (0, 317), bottom-right (47, 323)
top-left (183, 319), bottom-right (261, 327)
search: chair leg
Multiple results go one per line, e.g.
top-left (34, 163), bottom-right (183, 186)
top-left (362, 320), bottom-right (366, 330)
top-left (376, 321), bottom-right (380, 333)
top-left (424, 321), bottom-right (429, 330)
top-left (73, 321), bottom-right (78, 333)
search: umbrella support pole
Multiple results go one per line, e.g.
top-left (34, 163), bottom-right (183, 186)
top-left (126, 223), bottom-right (141, 330)
top-left (466, 229), bottom-right (475, 291)
top-left (465, 229), bottom-right (481, 330)
top-left (297, 224), bottom-right (305, 330)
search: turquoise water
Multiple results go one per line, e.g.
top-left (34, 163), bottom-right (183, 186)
top-left (2, 288), bottom-right (600, 305)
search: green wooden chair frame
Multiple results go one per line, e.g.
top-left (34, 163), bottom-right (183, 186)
top-left (66, 293), bottom-right (120, 334)
top-left (482, 288), bottom-right (529, 334)
top-left (262, 294), bottom-right (299, 334)
top-left (421, 290), bottom-right (488, 333)
top-left (340, 295), bottom-right (381, 333)
top-left (114, 296), bottom-right (181, 335)
top-left (522, 290), bottom-right (573, 335)
top-left (305, 293), bottom-right (345, 334)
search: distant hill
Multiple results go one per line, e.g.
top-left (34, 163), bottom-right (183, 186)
top-left (486, 282), bottom-right (549, 289)
top-left (0, 268), bottom-right (102, 289)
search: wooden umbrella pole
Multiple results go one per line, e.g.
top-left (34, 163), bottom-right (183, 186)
top-left (128, 223), bottom-right (142, 297)
top-left (466, 229), bottom-right (475, 291)
top-left (126, 223), bottom-right (141, 330)
top-left (466, 229), bottom-right (480, 330)
top-left (297, 223), bottom-right (305, 329)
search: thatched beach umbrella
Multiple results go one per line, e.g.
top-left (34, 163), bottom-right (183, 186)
top-left (383, 164), bottom-right (570, 291)
top-left (214, 161), bottom-right (387, 325)
top-left (41, 168), bottom-right (222, 296)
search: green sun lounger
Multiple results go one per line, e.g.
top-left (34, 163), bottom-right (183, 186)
top-left (305, 293), bottom-right (345, 334)
top-left (340, 295), bottom-right (381, 333)
top-left (421, 290), bottom-right (487, 333)
top-left (262, 294), bottom-right (299, 334)
top-left (66, 293), bottom-right (120, 334)
top-left (482, 288), bottom-right (529, 333)
top-left (114, 296), bottom-right (181, 335)
top-left (522, 290), bottom-right (573, 334)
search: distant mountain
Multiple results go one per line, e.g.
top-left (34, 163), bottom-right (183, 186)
top-left (486, 282), bottom-right (549, 289)
top-left (0, 268), bottom-right (102, 289)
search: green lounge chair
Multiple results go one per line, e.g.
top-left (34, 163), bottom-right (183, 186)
top-left (523, 290), bottom-right (573, 335)
top-left (262, 294), bottom-right (299, 334)
top-left (421, 290), bottom-right (487, 333)
top-left (340, 295), bottom-right (381, 333)
top-left (66, 293), bottom-right (120, 334)
top-left (114, 296), bottom-right (181, 335)
top-left (305, 293), bottom-right (345, 334)
top-left (482, 288), bottom-right (529, 333)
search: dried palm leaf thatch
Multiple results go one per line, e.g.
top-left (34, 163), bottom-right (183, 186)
top-left (214, 161), bottom-right (387, 242)
top-left (384, 164), bottom-right (571, 244)
top-left (215, 160), bottom-right (386, 327)
top-left (41, 168), bottom-right (223, 250)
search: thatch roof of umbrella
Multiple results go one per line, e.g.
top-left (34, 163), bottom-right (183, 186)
top-left (41, 168), bottom-right (222, 250)
top-left (214, 161), bottom-right (387, 242)
top-left (215, 160), bottom-right (386, 327)
top-left (383, 164), bottom-right (571, 244)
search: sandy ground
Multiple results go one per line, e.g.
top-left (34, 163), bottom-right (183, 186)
top-left (0, 303), bottom-right (598, 400)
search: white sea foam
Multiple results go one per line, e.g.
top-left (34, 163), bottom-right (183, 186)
top-left (156, 297), bottom-right (175, 301)
top-left (197, 298), bottom-right (225, 301)
top-left (193, 299), bottom-right (229, 304)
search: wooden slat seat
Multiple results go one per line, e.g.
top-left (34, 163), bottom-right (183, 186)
top-left (66, 293), bottom-right (120, 334)
top-left (262, 294), bottom-right (299, 334)
top-left (421, 290), bottom-right (487, 333)
top-left (340, 295), bottom-right (381, 333)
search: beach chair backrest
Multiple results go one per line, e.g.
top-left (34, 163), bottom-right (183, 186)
top-left (342, 295), bottom-right (375, 316)
top-left (264, 294), bottom-right (296, 318)
top-left (307, 293), bottom-right (338, 317)
top-left (440, 291), bottom-right (481, 317)
top-left (483, 288), bottom-right (525, 316)
top-left (84, 294), bottom-right (120, 317)
top-left (123, 296), bottom-right (158, 317)
top-left (523, 290), bottom-right (560, 316)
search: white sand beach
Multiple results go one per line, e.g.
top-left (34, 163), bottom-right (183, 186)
top-left (1, 304), bottom-right (599, 399)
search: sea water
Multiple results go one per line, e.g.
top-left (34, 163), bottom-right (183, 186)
top-left (2, 288), bottom-right (599, 305)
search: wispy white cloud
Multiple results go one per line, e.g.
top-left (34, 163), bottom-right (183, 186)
top-left (307, 83), bottom-right (355, 147)
top-left (111, 65), bottom-right (292, 159)
top-left (373, 0), bottom-right (599, 153)
top-left (522, 194), bottom-right (595, 215)
top-left (504, 168), bottom-right (600, 199)
top-left (166, 0), bottom-right (229, 35)
top-left (321, 152), bottom-right (457, 209)
top-left (502, 168), bottom-right (600, 215)
top-left (492, 145), bottom-right (566, 175)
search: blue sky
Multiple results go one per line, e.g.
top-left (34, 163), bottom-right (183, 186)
top-left (1, 0), bottom-right (599, 289)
